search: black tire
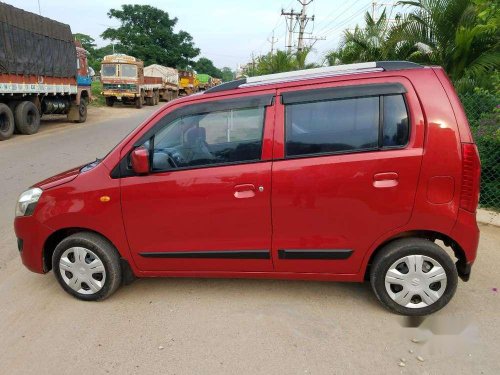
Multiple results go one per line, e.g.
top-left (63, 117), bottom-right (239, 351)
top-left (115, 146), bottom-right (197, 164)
top-left (135, 95), bottom-right (143, 109)
top-left (154, 91), bottom-right (159, 105)
top-left (145, 96), bottom-right (154, 106)
top-left (0, 103), bottom-right (15, 140)
top-left (105, 97), bottom-right (115, 107)
top-left (74, 100), bottom-right (87, 123)
top-left (52, 232), bottom-right (122, 301)
top-left (14, 101), bottom-right (40, 135)
top-left (370, 238), bottom-right (458, 316)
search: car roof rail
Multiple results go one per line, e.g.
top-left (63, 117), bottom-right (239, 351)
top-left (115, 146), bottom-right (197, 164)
top-left (204, 61), bottom-right (423, 94)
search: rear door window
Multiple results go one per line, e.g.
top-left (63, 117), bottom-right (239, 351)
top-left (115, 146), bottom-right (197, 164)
top-left (284, 87), bottom-right (409, 157)
top-left (286, 96), bottom-right (379, 156)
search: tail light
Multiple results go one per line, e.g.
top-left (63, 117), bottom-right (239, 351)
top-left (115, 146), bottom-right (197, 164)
top-left (460, 143), bottom-right (481, 212)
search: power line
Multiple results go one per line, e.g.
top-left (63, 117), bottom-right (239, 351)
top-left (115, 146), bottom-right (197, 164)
top-left (317, 2), bottom-right (372, 39)
top-left (314, 1), bottom-right (361, 34)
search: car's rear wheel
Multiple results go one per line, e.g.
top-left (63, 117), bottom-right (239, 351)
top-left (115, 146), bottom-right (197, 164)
top-left (370, 238), bottom-right (458, 316)
top-left (52, 232), bottom-right (122, 301)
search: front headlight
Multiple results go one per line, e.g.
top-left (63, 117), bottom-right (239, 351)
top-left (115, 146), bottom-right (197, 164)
top-left (16, 188), bottom-right (43, 217)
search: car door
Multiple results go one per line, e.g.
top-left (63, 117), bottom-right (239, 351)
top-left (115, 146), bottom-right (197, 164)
top-left (271, 77), bottom-right (425, 274)
top-left (120, 93), bottom-right (276, 272)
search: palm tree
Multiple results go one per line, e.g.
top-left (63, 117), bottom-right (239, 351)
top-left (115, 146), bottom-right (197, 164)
top-left (392, 0), bottom-right (499, 82)
top-left (295, 47), bottom-right (317, 69)
top-left (325, 9), bottom-right (400, 65)
top-left (246, 48), bottom-right (317, 76)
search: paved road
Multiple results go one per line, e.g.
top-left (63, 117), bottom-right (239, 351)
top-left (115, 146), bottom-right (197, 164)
top-left (0, 107), bottom-right (499, 374)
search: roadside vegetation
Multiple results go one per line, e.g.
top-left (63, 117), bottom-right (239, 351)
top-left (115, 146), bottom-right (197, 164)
top-left (74, 5), bottom-right (234, 81)
top-left (90, 81), bottom-right (105, 107)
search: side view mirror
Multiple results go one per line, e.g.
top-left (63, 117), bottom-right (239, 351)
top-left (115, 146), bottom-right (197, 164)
top-left (130, 147), bottom-right (150, 174)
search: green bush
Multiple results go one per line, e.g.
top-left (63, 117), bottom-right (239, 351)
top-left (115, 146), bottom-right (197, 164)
top-left (90, 81), bottom-right (105, 107)
top-left (460, 89), bottom-right (500, 210)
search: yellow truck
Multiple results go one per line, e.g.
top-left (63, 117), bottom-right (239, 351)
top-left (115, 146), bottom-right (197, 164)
top-left (178, 70), bottom-right (199, 96)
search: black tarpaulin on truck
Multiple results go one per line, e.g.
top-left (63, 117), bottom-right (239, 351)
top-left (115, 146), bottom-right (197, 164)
top-left (0, 2), bottom-right (76, 77)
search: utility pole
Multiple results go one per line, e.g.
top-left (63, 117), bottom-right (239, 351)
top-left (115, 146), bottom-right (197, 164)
top-left (267, 31), bottom-right (278, 55)
top-left (371, 1), bottom-right (377, 20)
top-left (282, 0), bottom-right (321, 53)
top-left (297, 0), bottom-right (314, 52)
top-left (281, 8), bottom-right (300, 53)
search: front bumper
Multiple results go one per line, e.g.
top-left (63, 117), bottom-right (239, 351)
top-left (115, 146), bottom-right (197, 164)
top-left (102, 91), bottom-right (138, 98)
top-left (14, 215), bottom-right (53, 274)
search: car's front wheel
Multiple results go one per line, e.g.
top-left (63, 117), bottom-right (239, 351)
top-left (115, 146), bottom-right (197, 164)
top-left (370, 238), bottom-right (458, 316)
top-left (52, 232), bottom-right (122, 301)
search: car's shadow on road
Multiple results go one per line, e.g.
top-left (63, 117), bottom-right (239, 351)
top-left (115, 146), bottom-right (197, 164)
top-left (111, 276), bottom-right (383, 310)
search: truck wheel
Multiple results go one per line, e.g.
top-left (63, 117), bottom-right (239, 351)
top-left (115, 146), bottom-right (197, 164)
top-left (75, 100), bottom-right (87, 123)
top-left (154, 91), bottom-right (159, 105)
top-left (105, 97), bottom-right (115, 107)
top-left (0, 103), bottom-right (15, 140)
top-left (15, 101), bottom-right (40, 135)
top-left (145, 96), bottom-right (154, 106)
top-left (135, 96), bottom-right (143, 109)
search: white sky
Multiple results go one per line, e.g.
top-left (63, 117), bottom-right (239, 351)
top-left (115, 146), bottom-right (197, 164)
top-left (3, 0), bottom-right (407, 69)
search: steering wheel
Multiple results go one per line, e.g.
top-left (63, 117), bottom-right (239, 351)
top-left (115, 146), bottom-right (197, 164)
top-left (164, 150), bottom-right (179, 168)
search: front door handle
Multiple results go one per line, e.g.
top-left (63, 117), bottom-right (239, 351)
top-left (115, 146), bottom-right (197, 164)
top-left (373, 172), bottom-right (399, 188)
top-left (234, 184), bottom-right (256, 199)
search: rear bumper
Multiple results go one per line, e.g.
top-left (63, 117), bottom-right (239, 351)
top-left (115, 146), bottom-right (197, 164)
top-left (450, 208), bottom-right (480, 280)
top-left (14, 216), bottom-right (53, 274)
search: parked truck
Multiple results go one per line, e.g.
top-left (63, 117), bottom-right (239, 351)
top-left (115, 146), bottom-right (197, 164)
top-left (101, 54), bottom-right (164, 108)
top-left (144, 64), bottom-right (179, 101)
top-left (178, 70), bottom-right (199, 96)
top-left (0, 3), bottom-right (91, 141)
top-left (197, 73), bottom-right (212, 91)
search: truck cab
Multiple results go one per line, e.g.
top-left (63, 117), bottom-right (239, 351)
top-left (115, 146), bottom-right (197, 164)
top-left (75, 42), bottom-right (92, 107)
top-left (178, 70), bottom-right (199, 96)
top-left (100, 54), bottom-right (145, 108)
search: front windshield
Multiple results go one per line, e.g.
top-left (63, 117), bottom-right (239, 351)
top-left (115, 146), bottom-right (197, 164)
top-left (101, 64), bottom-right (117, 77)
top-left (121, 64), bottom-right (137, 78)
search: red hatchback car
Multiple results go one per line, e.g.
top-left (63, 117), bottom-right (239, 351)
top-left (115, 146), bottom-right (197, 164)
top-left (14, 61), bottom-right (481, 315)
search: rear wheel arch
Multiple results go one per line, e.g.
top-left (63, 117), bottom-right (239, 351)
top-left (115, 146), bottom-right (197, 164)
top-left (363, 230), bottom-right (467, 280)
top-left (80, 90), bottom-right (90, 105)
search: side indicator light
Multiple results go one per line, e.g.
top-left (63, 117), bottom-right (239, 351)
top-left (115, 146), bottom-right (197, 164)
top-left (100, 196), bottom-right (111, 202)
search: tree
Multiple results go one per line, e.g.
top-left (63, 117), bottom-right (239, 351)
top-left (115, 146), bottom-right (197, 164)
top-left (393, 0), bottom-right (499, 83)
top-left (193, 57), bottom-right (222, 78)
top-left (325, 9), bottom-right (414, 65)
top-left (73, 33), bottom-right (97, 53)
top-left (101, 5), bottom-right (200, 68)
top-left (244, 49), bottom-right (317, 77)
top-left (221, 67), bottom-right (234, 82)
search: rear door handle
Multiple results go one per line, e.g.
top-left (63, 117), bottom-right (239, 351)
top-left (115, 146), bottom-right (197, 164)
top-left (234, 184), bottom-right (256, 199)
top-left (373, 172), bottom-right (399, 188)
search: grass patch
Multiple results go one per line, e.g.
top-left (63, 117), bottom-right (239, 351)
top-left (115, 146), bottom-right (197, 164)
top-left (90, 81), bottom-right (105, 107)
